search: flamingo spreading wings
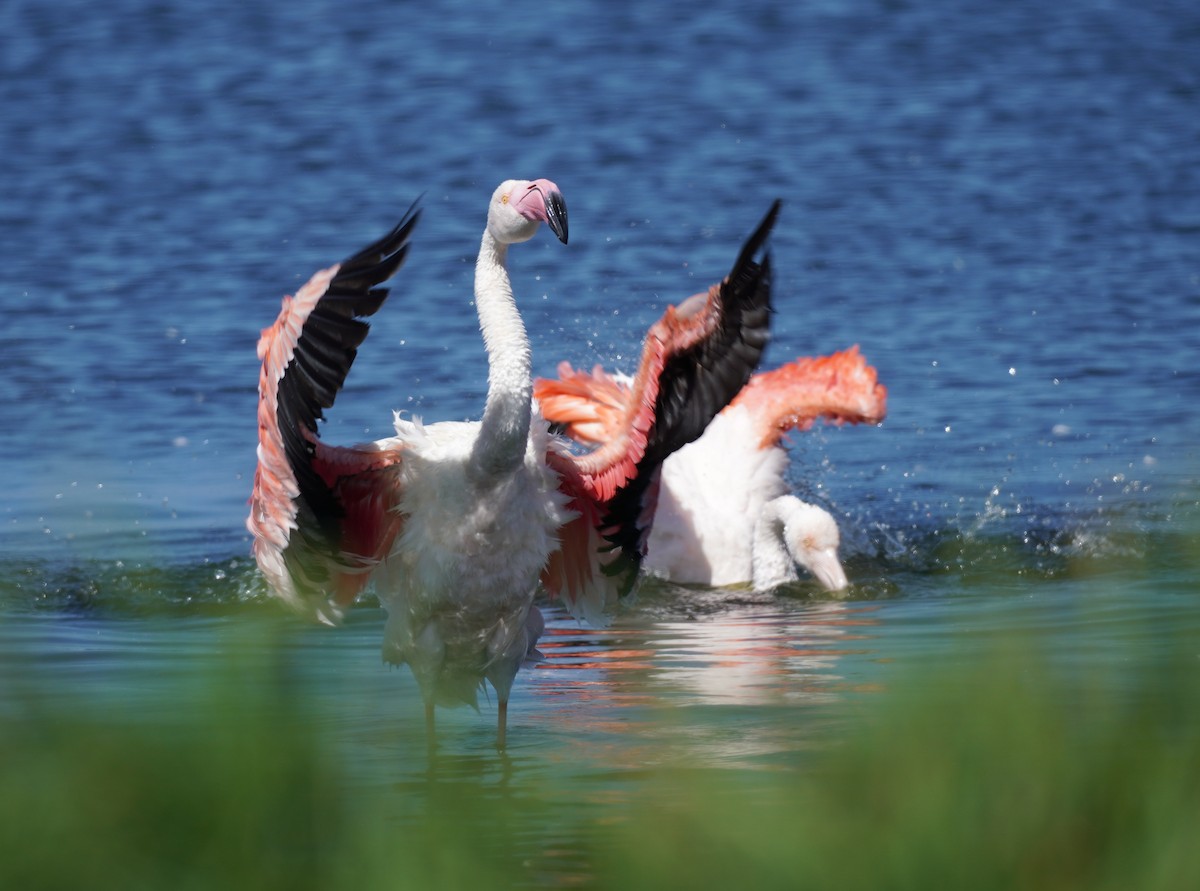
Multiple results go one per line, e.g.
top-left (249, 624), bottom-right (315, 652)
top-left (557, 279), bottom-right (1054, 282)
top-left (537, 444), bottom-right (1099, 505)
top-left (247, 180), bottom-right (778, 747)
top-left (535, 347), bottom-right (887, 593)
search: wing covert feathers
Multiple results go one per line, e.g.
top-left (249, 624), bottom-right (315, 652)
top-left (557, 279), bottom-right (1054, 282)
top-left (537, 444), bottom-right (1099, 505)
top-left (247, 207), bottom-right (419, 623)
top-left (731, 346), bottom-right (888, 448)
top-left (537, 201), bottom-right (779, 613)
top-left (542, 346), bottom-right (888, 449)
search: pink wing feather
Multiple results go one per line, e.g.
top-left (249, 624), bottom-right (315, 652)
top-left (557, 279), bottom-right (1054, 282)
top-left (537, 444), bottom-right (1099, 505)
top-left (247, 209), bottom-right (419, 623)
top-left (538, 201), bottom-right (780, 616)
top-left (730, 346), bottom-right (888, 448)
top-left (540, 346), bottom-right (888, 449)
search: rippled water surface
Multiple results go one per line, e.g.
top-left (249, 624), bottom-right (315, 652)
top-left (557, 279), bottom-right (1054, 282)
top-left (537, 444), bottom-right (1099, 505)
top-left (2, 0), bottom-right (1199, 883)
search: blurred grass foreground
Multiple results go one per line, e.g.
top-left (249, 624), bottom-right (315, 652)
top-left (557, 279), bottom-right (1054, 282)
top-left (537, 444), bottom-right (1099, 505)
top-left (2, 632), bottom-right (1197, 890)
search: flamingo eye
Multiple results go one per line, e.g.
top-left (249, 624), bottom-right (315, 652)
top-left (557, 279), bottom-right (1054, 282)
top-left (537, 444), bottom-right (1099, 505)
top-left (500, 194), bottom-right (509, 205)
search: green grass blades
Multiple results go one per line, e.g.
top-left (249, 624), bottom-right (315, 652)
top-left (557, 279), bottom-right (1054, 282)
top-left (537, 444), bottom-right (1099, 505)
top-left (2, 634), bottom-right (1197, 890)
top-left (599, 642), bottom-right (1200, 891)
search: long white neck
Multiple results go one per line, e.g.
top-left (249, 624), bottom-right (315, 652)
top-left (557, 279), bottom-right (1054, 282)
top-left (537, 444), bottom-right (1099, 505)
top-left (751, 497), bottom-right (800, 591)
top-left (470, 230), bottom-right (532, 481)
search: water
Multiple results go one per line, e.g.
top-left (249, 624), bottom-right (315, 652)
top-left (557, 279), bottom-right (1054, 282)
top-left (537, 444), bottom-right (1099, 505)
top-left (2, 0), bottom-right (1199, 883)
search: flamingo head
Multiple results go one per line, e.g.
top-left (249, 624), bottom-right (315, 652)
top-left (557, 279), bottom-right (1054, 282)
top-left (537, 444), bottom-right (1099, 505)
top-left (785, 502), bottom-right (849, 592)
top-left (488, 179), bottom-right (568, 245)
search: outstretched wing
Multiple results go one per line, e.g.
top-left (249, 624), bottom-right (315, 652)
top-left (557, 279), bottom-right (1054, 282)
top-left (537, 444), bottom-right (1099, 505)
top-left (730, 346), bottom-right (888, 448)
top-left (542, 346), bottom-right (888, 449)
top-left (247, 207), bottom-right (419, 623)
top-left (537, 363), bottom-right (630, 447)
top-left (537, 201), bottom-right (778, 617)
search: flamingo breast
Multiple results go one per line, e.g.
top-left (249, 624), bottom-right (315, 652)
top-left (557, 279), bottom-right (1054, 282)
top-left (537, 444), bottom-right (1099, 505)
top-left (373, 417), bottom-right (570, 705)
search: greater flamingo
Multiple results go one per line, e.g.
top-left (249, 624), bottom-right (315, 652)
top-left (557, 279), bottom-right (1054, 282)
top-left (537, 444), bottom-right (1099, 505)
top-left (536, 348), bottom-right (886, 592)
top-left (247, 181), bottom-right (778, 747)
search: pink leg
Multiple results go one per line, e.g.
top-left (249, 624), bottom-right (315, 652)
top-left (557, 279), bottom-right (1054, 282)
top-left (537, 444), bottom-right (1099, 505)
top-left (424, 700), bottom-right (436, 752)
top-left (496, 699), bottom-right (508, 751)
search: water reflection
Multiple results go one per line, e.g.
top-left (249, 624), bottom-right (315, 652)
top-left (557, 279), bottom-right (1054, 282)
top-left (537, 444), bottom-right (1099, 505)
top-left (371, 591), bottom-right (851, 889)
top-left (540, 593), bottom-right (880, 701)
top-left (522, 588), bottom-right (885, 767)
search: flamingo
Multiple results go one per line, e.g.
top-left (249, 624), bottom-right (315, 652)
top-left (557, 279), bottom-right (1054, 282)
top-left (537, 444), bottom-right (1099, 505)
top-left (247, 180), bottom-right (778, 747)
top-left (535, 348), bottom-right (887, 593)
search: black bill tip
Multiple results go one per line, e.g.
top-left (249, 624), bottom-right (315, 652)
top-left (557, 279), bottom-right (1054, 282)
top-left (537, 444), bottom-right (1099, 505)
top-left (543, 189), bottom-right (569, 244)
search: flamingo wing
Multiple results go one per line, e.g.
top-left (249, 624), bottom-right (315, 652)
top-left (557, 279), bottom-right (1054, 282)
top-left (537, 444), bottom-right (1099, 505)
top-left (247, 207), bottom-right (419, 623)
top-left (538, 445), bottom-right (645, 624)
top-left (536, 363), bottom-right (632, 446)
top-left (538, 363), bottom-right (631, 447)
top-left (543, 347), bottom-right (888, 451)
top-left (537, 201), bottom-right (778, 617)
top-left (730, 346), bottom-right (888, 448)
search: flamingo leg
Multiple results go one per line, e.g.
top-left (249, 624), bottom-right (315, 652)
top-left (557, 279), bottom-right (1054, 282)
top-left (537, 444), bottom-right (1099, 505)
top-left (496, 699), bottom-right (508, 751)
top-left (424, 700), bottom-right (437, 753)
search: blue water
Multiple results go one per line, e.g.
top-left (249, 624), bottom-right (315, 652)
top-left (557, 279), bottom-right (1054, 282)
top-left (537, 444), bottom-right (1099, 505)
top-left (2, 0), bottom-right (1199, 869)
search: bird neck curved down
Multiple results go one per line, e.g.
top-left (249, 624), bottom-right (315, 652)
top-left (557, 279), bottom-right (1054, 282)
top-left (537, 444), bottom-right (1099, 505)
top-left (751, 500), bottom-right (799, 590)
